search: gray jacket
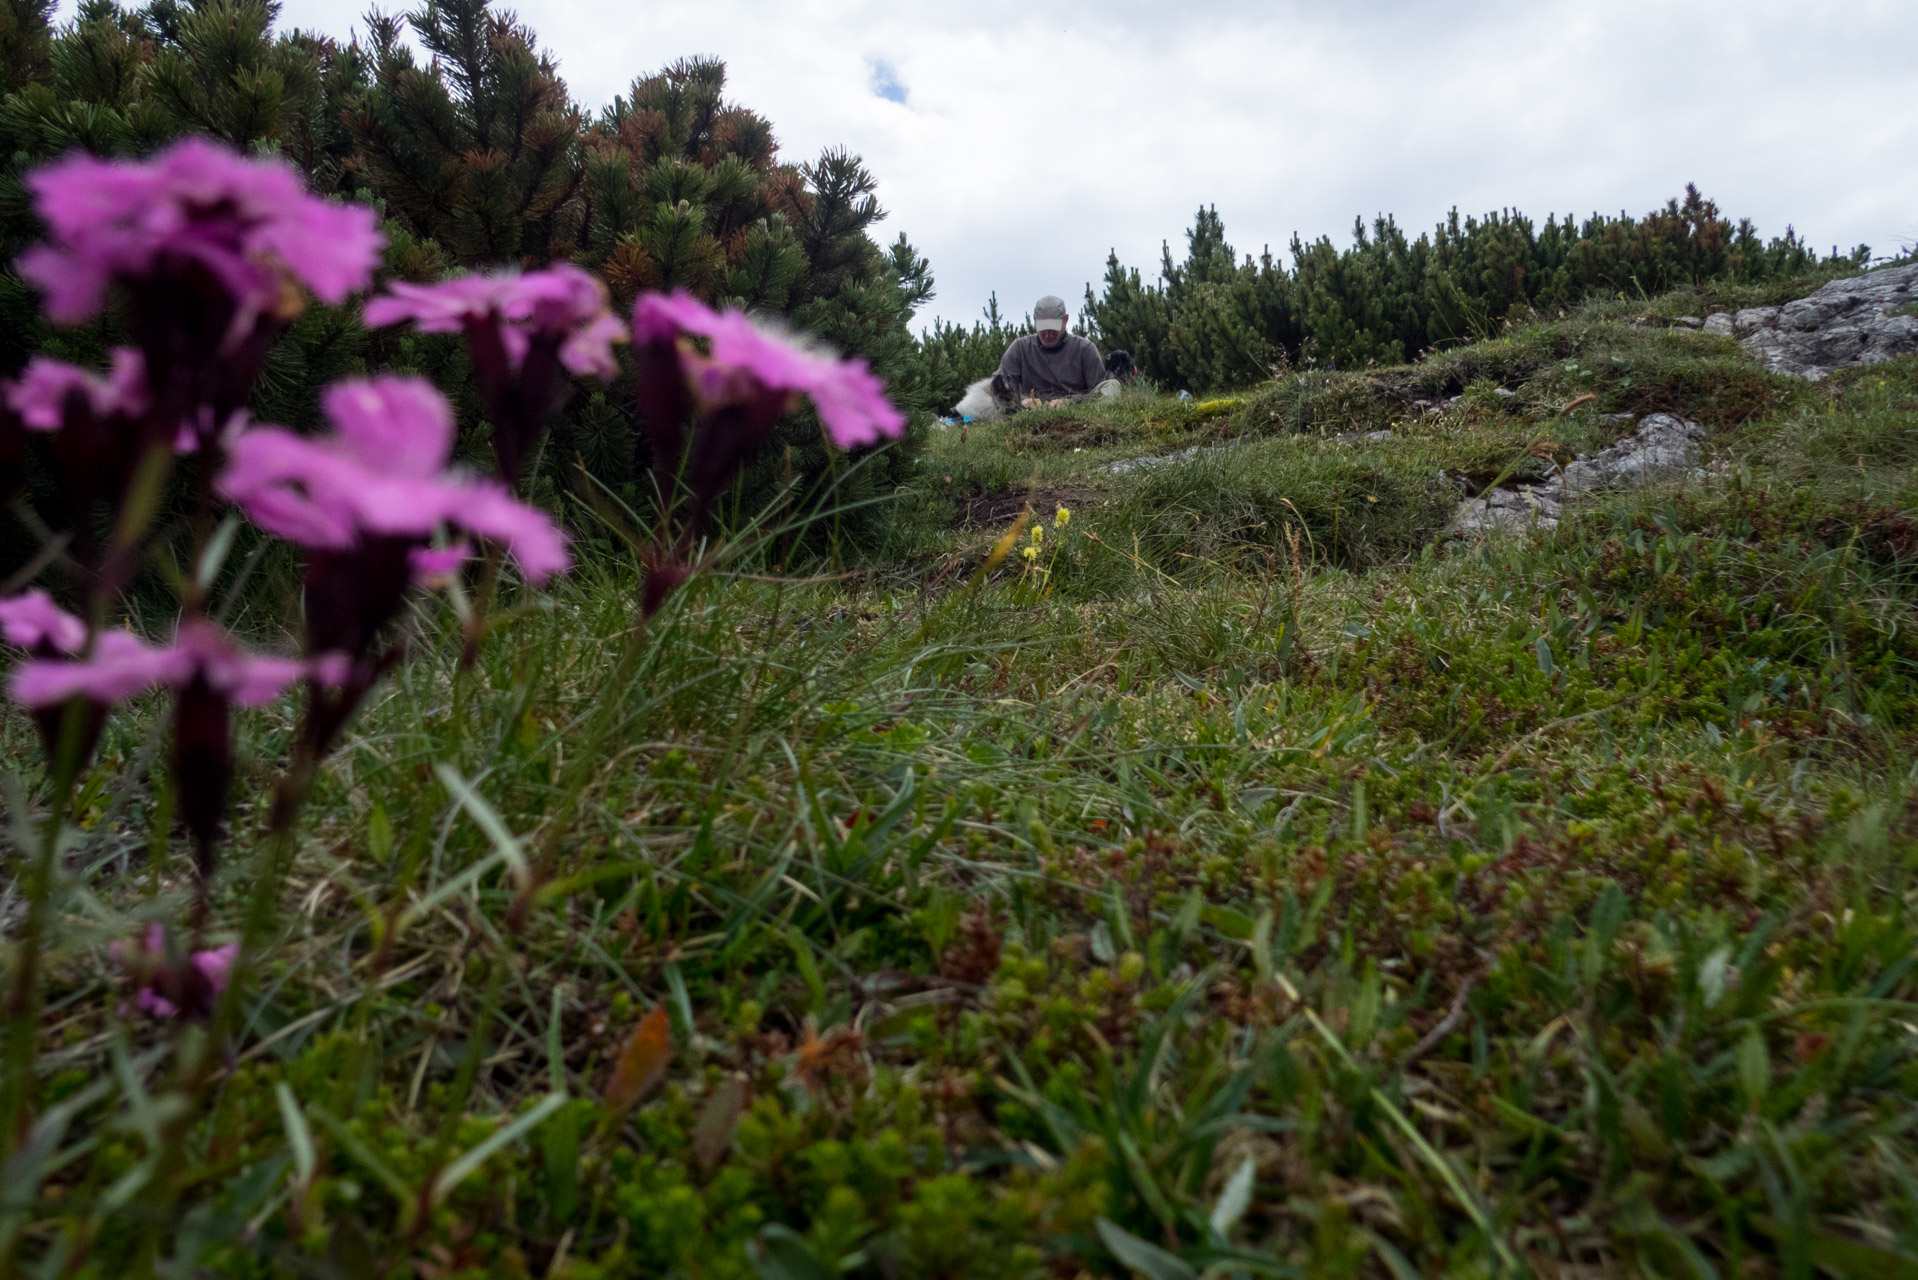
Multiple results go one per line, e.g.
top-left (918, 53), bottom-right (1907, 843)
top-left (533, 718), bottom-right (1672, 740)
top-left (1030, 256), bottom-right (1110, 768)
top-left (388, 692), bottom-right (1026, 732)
top-left (994, 334), bottom-right (1106, 400)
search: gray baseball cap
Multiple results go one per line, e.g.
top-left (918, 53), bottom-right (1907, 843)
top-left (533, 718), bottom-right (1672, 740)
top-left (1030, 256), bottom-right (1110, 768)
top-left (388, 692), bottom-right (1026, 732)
top-left (1033, 295), bottom-right (1068, 333)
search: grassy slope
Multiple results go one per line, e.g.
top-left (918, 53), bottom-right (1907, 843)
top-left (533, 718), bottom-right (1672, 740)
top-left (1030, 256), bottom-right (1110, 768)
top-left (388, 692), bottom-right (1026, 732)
top-left (9, 283), bottom-right (1918, 1277)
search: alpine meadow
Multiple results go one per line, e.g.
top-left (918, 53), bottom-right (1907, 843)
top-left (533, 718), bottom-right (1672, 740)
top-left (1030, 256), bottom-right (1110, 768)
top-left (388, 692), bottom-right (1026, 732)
top-left (4, 2), bottom-right (1918, 1279)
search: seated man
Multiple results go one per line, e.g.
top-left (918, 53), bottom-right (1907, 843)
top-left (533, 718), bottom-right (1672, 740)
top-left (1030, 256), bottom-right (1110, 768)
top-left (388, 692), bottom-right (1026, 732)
top-left (992, 295), bottom-right (1118, 409)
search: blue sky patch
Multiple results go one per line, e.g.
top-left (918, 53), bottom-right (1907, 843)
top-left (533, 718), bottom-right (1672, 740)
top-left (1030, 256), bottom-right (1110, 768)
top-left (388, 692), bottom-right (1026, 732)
top-left (867, 59), bottom-right (907, 105)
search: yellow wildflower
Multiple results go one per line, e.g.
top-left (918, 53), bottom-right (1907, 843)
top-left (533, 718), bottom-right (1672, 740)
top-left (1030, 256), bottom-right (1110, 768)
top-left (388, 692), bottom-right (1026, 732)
top-left (1021, 545), bottom-right (1039, 561)
top-left (1055, 505), bottom-right (1071, 528)
top-left (1030, 525), bottom-right (1043, 544)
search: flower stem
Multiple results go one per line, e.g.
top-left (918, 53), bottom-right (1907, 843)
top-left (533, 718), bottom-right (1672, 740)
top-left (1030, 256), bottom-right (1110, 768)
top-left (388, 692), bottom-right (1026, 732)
top-left (1, 697), bottom-right (94, 1167)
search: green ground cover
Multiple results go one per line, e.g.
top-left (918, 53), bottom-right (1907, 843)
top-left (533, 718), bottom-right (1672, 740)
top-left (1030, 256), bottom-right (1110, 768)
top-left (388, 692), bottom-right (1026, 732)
top-left (8, 289), bottom-right (1918, 1277)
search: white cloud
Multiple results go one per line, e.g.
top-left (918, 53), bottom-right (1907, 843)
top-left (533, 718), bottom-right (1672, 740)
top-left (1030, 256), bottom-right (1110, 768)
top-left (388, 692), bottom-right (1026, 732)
top-left (89, 0), bottom-right (1918, 327)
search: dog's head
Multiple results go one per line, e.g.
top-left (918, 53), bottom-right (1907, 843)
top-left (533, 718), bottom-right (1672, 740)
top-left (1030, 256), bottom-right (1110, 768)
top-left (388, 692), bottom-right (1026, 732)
top-left (1105, 349), bottom-right (1137, 380)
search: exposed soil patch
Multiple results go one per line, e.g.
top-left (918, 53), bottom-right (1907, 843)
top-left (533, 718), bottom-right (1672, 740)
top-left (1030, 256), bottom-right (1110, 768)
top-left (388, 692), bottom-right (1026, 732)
top-left (950, 484), bottom-right (1099, 531)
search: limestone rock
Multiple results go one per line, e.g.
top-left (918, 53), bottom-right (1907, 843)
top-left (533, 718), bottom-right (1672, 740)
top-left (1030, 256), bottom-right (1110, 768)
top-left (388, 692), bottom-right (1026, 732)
top-left (1738, 261), bottom-right (1918, 380)
top-left (1449, 413), bottom-right (1705, 539)
top-left (1101, 444), bottom-right (1211, 475)
top-left (1702, 313), bottom-right (1734, 336)
top-left (1450, 482), bottom-right (1560, 536)
top-left (1560, 413), bottom-right (1703, 495)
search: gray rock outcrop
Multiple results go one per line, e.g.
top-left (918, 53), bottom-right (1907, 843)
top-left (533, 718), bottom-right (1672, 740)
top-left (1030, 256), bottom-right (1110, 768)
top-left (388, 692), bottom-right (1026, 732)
top-left (1451, 481), bottom-right (1563, 535)
top-left (1559, 413), bottom-right (1704, 495)
top-left (1100, 444), bottom-right (1213, 475)
top-left (1736, 261), bottom-right (1918, 380)
top-left (1450, 413), bottom-right (1704, 537)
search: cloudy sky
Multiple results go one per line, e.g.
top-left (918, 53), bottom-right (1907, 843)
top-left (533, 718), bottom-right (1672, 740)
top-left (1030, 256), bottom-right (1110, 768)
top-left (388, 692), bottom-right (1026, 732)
top-left (166, 1), bottom-right (1918, 327)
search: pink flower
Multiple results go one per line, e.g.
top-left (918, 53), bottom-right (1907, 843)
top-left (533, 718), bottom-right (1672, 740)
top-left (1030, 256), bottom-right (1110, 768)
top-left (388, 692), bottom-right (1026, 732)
top-left (409, 543), bottom-right (471, 585)
top-left (17, 138), bottom-right (382, 325)
top-left (173, 621), bottom-right (313, 706)
top-left (218, 375), bottom-right (570, 581)
top-left (5, 348), bottom-right (148, 430)
top-left (111, 924), bottom-right (236, 1020)
top-left (0, 590), bottom-right (87, 654)
top-left (365, 264), bottom-right (625, 379)
top-left (8, 619), bottom-right (317, 709)
top-left (11, 630), bottom-right (182, 706)
top-left (632, 291), bottom-right (905, 448)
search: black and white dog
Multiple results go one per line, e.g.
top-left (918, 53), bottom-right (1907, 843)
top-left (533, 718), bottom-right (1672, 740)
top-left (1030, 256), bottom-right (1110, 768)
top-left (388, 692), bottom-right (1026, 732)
top-left (952, 372), bottom-right (1018, 422)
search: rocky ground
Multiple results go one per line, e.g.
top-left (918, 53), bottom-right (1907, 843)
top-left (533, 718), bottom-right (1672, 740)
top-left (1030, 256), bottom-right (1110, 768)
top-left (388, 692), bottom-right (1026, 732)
top-left (1450, 412), bottom-right (1707, 535)
top-left (1679, 259), bottom-right (1918, 379)
top-left (1449, 261), bottom-right (1917, 536)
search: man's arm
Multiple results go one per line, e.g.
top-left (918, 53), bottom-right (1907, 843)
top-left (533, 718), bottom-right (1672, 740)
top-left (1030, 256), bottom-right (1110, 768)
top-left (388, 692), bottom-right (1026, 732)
top-left (1068, 341), bottom-right (1108, 400)
top-left (1082, 343), bottom-right (1106, 392)
top-left (994, 338), bottom-right (1026, 395)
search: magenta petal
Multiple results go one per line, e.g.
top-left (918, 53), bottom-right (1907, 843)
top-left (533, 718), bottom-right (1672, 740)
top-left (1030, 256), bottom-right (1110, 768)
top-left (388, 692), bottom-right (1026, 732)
top-left (268, 197), bottom-right (384, 304)
top-left (409, 544), bottom-right (471, 585)
top-left (632, 289), bottom-right (724, 345)
top-left (804, 356), bottom-right (905, 448)
top-left (20, 138), bottom-right (381, 324)
top-left (561, 311), bottom-right (626, 380)
top-left (349, 479), bottom-right (455, 539)
top-left (6, 348), bottom-right (149, 431)
top-left (175, 621), bottom-right (304, 706)
top-left (320, 375), bottom-right (455, 478)
top-left (219, 655), bottom-right (304, 706)
top-left (10, 619), bottom-right (306, 709)
top-left (0, 590), bottom-right (87, 654)
top-left (703, 318), bottom-right (905, 446)
top-left (9, 630), bottom-right (187, 707)
top-left (308, 652), bottom-right (353, 687)
top-left (366, 265), bottom-right (623, 380)
top-left (629, 291), bottom-right (904, 448)
top-left (363, 276), bottom-right (500, 333)
top-left (191, 943), bottom-right (238, 992)
top-left (15, 243), bottom-right (112, 325)
top-left (218, 427), bottom-right (361, 548)
top-left (221, 377), bottom-right (572, 588)
top-left (134, 989), bottom-right (180, 1018)
top-left (448, 484), bottom-right (571, 583)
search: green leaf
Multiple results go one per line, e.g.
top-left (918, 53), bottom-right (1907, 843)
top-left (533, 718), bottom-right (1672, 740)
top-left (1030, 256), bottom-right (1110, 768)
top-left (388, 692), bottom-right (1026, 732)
top-left (1208, 1154), bottom-right (1256, 1237)
top-left (542, 1102), bottom-right (580, 1224)
top-left (1171, 889), bottom-right (1203, 947)
top-left (748, 1224), bottom-right (836, 1280)
top-left (1250, 909), bottom-right (1274, 983)
top-left (663, 960), bottom-right (696, 1041)
top-left (275, 1083), bottom-right (316, 1186)
top-left (787, 927), bottom-right (827, 1012)
top-left (1750, 1215), bottom-right (1918, 1280)
top-left (1199, 904), bottom-right (1256, 940)
top-left (1738, 1028), bottom-right (1770, 1110)
top-left (435, 763), bottom-right (530, 890)
top-left (193, 513), bottom-right (243, 592)
top-left (431, 1091), bottom-right (567, 1207)
top-left (309, 1106), bottom-right (414, 1205)
top-left (694, 1074), bottom-right (751, 1174)
top-left (1096, 1217), bottom-right (1197, 1280)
